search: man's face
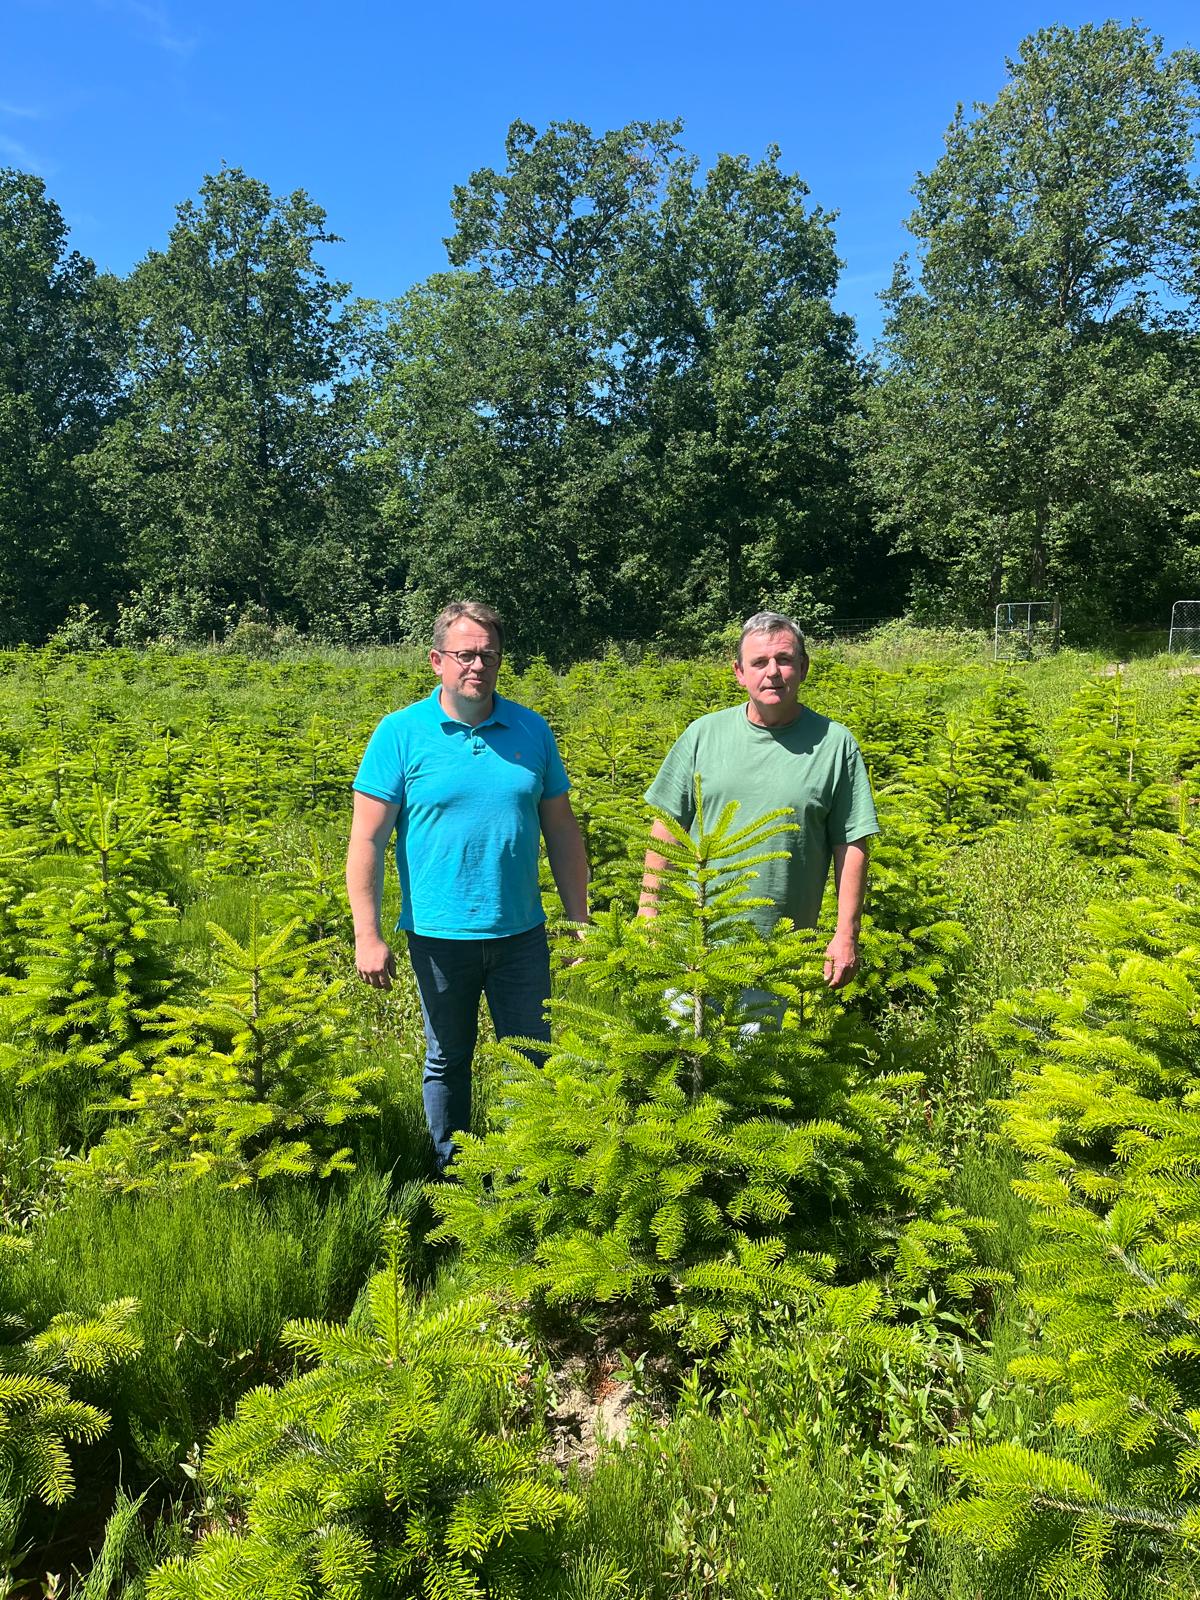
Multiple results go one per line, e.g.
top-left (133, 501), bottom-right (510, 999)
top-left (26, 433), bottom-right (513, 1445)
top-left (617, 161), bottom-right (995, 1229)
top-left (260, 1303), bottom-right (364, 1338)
top-left (430, 616), bottom-right (502, 707)
top-left (734, 629), bottom-right (809, 719)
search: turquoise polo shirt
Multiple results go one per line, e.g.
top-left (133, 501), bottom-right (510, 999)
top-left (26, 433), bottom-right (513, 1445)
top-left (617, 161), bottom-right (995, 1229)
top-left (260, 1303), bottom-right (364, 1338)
top-left (353, 689), bottom-right (570, 939)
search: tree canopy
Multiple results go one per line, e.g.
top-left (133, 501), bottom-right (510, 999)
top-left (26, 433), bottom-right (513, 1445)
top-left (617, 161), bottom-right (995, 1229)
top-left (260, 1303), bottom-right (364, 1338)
top-left (868, 21), bottom-right (1200, 624)
top-left (2, 22), bottom-right (1200, 652)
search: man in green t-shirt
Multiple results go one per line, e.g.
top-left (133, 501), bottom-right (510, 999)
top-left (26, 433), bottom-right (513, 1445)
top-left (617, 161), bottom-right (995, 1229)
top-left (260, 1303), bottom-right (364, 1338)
top-left (640, 611), bottom-right (878, 988)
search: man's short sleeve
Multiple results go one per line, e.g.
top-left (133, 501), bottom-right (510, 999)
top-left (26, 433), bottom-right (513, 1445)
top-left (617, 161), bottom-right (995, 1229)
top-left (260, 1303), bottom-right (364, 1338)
top-left (826, 738), bottom-right (879, 845)
top-left (645, 728), bottom-right (699, 828)
top-left (353, 715), bottom-right (405, 805)
top-left (542, 722), bottom-right (570, 800)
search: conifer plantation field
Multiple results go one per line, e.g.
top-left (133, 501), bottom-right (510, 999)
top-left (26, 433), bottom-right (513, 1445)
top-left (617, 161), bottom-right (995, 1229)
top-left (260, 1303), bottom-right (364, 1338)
top-left (4, 631), bottom-right (1200, 1599)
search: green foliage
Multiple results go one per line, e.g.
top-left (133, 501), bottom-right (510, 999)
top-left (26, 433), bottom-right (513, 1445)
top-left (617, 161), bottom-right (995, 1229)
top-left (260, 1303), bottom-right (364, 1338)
top-left (0, 170), bottom-right (123, 643)
top-left (84, 165), bottom-right (378, 640)
top-left (372, 119), bottom-right (877, 661)
top-left (868, 21), bottom-right (1200, 622)
top-left (76, 905), bottom-right (381, 1188)
top-left (578, 1294), bottom-right (1027, 1600)
top-left (886, 673), bottom-right (1047, 844)
top-left (432, 794), bottom-right (986, 1350)
top-left (941, 843), bottom-right (1200, 1591)
top-left (146, 1230), bottom-right (574, 1600)
top-left (0, 1234), bottom-right (140, 1580)
top-left (0, 837), bottom-right (34, 980)
top-left (0, 790), bottom-right (179, 1088)
top-left (850, 808), bottom-right (970, 1013)
top-left (1043, 675), bottom-right (1175, 860)
top-left (11, 1173), bottom-right (389, 1475)
top-left (3, 637), bottom-right (1197, 1600)
top-left (1162, 679), bottom-right (1200, 779)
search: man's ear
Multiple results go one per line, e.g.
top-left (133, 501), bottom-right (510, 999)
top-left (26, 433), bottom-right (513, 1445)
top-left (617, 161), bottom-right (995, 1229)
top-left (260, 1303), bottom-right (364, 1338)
top-left (798, 655), bottom-right (811, 684)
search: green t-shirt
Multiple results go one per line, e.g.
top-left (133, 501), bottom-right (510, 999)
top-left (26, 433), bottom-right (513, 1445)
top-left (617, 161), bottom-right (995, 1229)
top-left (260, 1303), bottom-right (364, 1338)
top-left (644, 704), bottom-right (879, 934)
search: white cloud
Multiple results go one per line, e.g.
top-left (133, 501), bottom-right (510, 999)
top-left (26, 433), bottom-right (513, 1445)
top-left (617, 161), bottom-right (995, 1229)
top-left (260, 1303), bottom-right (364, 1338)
top-left (96, 0), bottom-right (197, 56)
top-left (0, 100), bottom-right (44, 119)
top-left (0, 132), bottom-right (51, 173)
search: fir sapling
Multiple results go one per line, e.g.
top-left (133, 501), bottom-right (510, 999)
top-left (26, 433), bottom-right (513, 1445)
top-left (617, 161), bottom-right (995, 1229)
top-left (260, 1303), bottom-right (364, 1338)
top-left (940, 838), bottom-right (1200, 1592)
top-left (0, 1234), bottom-right (140, 1574)
top-left (1043, 673), bottom-right (1174, 862)
top-left (431, 790), bottom-right (992, 1351)
top-left (0, 790), bottom-right (180, 1091)
top-left (73, 902), bottom-right (382, 1190)
top-left (144, 1227), bottom-right (573, 1600)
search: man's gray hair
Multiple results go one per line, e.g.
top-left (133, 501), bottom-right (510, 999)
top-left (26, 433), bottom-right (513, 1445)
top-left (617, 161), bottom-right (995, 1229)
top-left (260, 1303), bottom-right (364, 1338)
top-left (432, 600), bottom-right (504, 653)
top-left (737, 611), bottom-right (807, 665)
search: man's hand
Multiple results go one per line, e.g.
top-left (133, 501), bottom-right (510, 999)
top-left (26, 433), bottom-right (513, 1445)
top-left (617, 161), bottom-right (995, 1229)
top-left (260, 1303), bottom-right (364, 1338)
top-left (560, 924), bottom-right (588, 969)
top-left (823, 930), bottom-right (860, 989)
top-left (638, 818), bottom-right (675, 919)
top-left (355, 933), bottom-right (397, 990)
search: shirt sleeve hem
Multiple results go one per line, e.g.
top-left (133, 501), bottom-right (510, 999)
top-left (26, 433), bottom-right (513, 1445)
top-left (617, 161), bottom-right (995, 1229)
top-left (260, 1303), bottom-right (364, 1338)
top-left (352, 784), bottom-right (403, 804)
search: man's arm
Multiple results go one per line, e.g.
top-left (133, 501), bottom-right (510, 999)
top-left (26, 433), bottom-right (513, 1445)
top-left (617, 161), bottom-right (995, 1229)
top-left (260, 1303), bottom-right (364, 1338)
top-left (824, 839), bottom-right (870, 989)
top-left (346, 791), bottom-right (400, 989)
top-left (637, 817), bottom-right (677, 919)
top-left (539, 792), bottom-right (589, 924)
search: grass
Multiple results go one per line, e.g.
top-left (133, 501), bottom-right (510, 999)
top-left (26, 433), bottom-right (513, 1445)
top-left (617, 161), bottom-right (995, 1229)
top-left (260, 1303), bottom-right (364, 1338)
top-left (11, 1169), bottom-right (391, 1474)
top-left (944, 816), bottom-right (1109, 1009)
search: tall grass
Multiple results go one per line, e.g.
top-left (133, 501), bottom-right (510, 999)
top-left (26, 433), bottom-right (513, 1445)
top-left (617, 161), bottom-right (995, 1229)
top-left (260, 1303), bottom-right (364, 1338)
top-left (11, 1170), bottom-right (390, 1471)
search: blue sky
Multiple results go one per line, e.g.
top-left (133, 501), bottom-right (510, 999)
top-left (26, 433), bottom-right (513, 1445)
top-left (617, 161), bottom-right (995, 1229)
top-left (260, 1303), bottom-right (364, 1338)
top-left (5, 1), bottom-right (1199, 348)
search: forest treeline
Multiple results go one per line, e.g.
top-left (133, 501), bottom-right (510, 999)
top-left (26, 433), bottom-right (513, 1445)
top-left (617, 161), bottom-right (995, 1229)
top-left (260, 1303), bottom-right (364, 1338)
top-left (3, 19), bottom-right (1200, 662)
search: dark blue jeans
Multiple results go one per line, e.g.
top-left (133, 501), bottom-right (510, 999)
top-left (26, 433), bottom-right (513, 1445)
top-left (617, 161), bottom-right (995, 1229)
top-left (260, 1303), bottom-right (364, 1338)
top-left (406, 922), bottom-right (551, 1173)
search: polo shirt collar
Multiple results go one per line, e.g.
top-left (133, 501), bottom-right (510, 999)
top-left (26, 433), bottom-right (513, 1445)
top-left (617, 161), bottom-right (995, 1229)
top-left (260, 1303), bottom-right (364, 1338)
top-left (429, 686), bottom-right (510, 730)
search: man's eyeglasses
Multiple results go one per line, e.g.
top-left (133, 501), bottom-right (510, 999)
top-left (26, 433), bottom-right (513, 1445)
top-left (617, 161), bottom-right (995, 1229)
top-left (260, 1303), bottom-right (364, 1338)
top-left (440, 649), bottom-right (501, 667)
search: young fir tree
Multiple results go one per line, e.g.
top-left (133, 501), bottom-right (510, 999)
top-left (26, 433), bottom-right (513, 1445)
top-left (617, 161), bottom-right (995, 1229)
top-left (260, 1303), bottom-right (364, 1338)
top-left (0, 1236), bottom-right (140, 1578)
top-left (559, 712), bottom-right (666, 911)
top-left (1162, 679), bottom-right (1200, 780)
top-left (431, 793), bottom-right (1000, 1351)
top-left (0, 790), bottom-right (179, 1087)
top-left (73, 903), bottom-right (381, 1189)
top-left (937, 837), bottom-right (1200, 1595)
top-left (145, 1229), bottom-right (574, 1600)
top-left (0, 836), bottom-right (35, 980)
top-left (846, 805), bottom-right (971, 1018)
top-left (832, 665), bottom-right (945, 788)
top-left (891, 675), bottom-right (1045, 844)
top-left (263, 831), bottom-right (355, 946)
top-left (1043, 674), bottom-right (1174, 862)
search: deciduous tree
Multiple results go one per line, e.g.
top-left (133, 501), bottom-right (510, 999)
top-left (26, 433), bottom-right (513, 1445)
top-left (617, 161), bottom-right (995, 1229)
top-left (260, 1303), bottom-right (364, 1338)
top-left (86, 166), bottom-right (364, 635)
top-left (869, 22), bottom-right (1200, 624)
top-left (0, 170), bottom-right (122, 641)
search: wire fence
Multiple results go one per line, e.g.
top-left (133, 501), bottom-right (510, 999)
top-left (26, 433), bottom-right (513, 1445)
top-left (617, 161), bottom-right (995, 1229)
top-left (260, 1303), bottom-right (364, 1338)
top-left (993, 601), bottom-right (1061, 661)
top-left (1168, 601), bottom-right (1200, 656)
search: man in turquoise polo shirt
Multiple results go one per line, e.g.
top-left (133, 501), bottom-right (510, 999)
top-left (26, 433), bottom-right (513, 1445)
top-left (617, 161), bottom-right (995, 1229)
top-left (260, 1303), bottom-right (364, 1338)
top-left (640, 610), bottom-right (878, 992)
top-left (347, 600), bottom-right (588, 1173)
